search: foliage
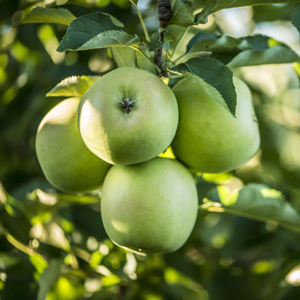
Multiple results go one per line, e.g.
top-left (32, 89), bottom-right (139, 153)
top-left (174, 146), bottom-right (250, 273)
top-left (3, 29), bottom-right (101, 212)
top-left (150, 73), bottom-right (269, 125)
top-left (1, 0), bottom-right (300, 299)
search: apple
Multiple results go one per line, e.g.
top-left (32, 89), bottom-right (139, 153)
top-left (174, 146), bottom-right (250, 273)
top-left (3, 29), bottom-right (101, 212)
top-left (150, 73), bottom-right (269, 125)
top-left (78, 67), bottom-right (179, 165)
top-left (171, 76), bottom-right (260, 173)
top-left (100, 157), bottom-right (198, 255)
top-left (35, 97), bottom-right (111, 194)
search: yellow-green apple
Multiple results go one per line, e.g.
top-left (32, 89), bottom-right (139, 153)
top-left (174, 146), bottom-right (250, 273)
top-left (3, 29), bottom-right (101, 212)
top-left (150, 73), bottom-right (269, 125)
top-left (35, 98), bottom-right (111, 194)
top-left (101, 157), bottom-right (198, 255)
top-left (171, 77), bottom-right (260, 173)
top-left (78, 67), bottom-right (179, 165)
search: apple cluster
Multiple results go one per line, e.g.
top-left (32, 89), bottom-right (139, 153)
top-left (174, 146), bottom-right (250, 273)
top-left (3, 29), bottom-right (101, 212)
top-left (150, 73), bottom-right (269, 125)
top-left (35, 67), bottom-right (260, 255)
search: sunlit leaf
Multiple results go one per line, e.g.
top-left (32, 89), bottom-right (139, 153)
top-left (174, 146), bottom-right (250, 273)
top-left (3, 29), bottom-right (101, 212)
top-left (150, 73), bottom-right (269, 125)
top-left (55, 193), bottom-right (100, 205)
top-left (201, 183), bottom-right (300, 234)
top-left (46, 75), bottom-right (99, 98)
top-left (57, 13), bottom-right (140, 52)
top-left (29, 253), bottom-right (48, 276)
top-left (21, 6), bottom-right (76, 26)
top-left (170, 57), bottom-right (236, 115)
top-left (102, 274), bottom-right (121, 286)
top-left (37, 258), bottom-right (63, 300)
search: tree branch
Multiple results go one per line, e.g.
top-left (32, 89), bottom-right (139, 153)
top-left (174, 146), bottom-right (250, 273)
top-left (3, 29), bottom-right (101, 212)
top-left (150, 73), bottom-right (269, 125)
top-left (154, 0), bottom-right (172, 75)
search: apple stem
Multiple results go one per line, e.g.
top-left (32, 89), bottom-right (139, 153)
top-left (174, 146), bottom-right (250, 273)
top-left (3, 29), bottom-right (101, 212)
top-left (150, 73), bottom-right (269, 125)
top-left (154, 0), bottom-right (172, 76)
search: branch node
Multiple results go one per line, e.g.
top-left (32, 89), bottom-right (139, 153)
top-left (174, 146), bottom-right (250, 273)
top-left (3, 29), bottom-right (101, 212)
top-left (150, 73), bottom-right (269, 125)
top-left (154, 0), bottom-right (172, 76)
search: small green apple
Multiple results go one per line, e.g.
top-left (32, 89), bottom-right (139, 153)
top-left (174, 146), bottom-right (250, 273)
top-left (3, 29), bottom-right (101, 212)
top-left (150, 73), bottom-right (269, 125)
top-left (78, 67), bottom-right (179, 165)
top-left (35, 97), bottom-right (111, 194)
top-left (171, 77), bottom-right (260, 173)
top-left (101, 157), bottom-right (198, 255)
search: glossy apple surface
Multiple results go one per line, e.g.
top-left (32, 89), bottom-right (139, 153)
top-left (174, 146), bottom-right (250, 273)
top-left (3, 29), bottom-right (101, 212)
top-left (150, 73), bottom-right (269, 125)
top-left (78, 67), bottom-right (179, 165)
top-left (101, 157), bottom-right (198, 255)
top-left (171, 77), bottom-right (260, 173)
top-left (35, 98), bottom-right (111, 194)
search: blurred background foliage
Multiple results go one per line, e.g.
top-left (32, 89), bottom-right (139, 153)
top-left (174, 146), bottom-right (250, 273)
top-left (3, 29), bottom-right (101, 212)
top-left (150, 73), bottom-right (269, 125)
top-left (1, 0), bottom-right (300, 299)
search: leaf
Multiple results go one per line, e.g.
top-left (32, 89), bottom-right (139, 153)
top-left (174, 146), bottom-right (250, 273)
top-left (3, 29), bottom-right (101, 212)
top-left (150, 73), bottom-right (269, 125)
top-left (57, 12), bottom-right (140, 52)
top-left (37, 258), bottom-right (63, 300)
top-left (170, 57), bottom-right (236, 115)
top-left (146, 29), bottom-right (163, 52)
top-left (226, 45), bottom-right (300, 68)
top-left (201, 183), bottom-right (300, 234)
top-left (136, 45), bottom-right (157, 74)
top-left (55, 193), bottom-right (100, 205)
top-left (59, 4), bottom-right (93, 18)
top-left (110, 47), bottom-right (136, 68)
top-left (195, 0), bottom-right (300, 24)
top-left (225, 35), bottom-right (300, 67)
top-left (291, 4), bottom-right (300, 34)
top-left (46, 75), bottom-right (99, 98)
top-left (187, 30), bottom-right (219, 51)
top-left (185, 32), bottom-right (300, 67)
top-left (169, 0), bottom-right (195, 27)
top-left (21, 6), bottom-right (76, 26)
top-left (187, 31), bottom-right (249, 53)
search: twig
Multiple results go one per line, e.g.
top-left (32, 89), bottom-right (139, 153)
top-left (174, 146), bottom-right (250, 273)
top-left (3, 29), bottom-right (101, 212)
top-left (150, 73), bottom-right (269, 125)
top-left (154, 0), bottom-right (172, 75)
top-left (130, 0), bottom-right (150, 42)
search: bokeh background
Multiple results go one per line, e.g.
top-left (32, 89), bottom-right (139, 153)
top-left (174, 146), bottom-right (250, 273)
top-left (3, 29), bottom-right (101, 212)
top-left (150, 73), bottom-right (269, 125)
top-left (1, 0), bottom-right (300, 299)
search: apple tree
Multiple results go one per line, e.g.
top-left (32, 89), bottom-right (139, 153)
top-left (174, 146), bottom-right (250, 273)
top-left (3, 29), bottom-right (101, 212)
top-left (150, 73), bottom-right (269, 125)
top-left (1, 0), bottom-right (300, 299)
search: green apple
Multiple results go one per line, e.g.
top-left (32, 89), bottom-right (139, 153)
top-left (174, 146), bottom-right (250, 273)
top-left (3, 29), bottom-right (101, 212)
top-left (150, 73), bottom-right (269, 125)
top-left (78, 67), bottom-right (179, 165)
top-left (101, 157), bottom-right (198, 255)
top-left (171, 77), bottom-right (260, 173)
top-left (35, 97), bottom-right (111, 194)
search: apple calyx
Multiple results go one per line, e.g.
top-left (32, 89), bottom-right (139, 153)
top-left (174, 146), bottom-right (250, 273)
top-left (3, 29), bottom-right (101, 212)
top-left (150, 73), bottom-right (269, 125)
top-left (120, 97), bottom-right (134, 114)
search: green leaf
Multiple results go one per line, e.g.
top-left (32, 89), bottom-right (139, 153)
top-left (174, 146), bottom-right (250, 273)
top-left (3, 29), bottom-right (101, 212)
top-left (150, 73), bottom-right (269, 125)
top-left (21, 6), bottom-right (76, 26)
top-left (37, 258), bottom-right (63, 300)
top-left (187, 31), bottom-right (248, 53)
top-left (59, 4), bottom-right (93, 18)
top-left (187, 30), bottom-right (218, 51)
top-left (195, 0), bottom-right (300, 24)
top-left (201, 183), bottom-right (300, 234)
top-left (225, 44), bottom-right (300, 68)
top-left (291, 5), bottom-right (300, 34)
top-left (170, 57), bottom-right (236, 115)
top-left (110, 47), bottom-right (136, 68)
top-left (186, 32), bottom-right (300, 67)
top-left (169, 0), bottom-right (195, 27)
top-left (55, 193), bottom-right (100, 205)
top-left (225, 35), bottom-right (300, 67)
top-left (146, 29), bottom-right (163, 52)
top-left (136, 45), bottom-right (157, 74)
top-left (46, 75), bottom-right (99, 98)
top-left (57, 12), bottom-right (140, 52)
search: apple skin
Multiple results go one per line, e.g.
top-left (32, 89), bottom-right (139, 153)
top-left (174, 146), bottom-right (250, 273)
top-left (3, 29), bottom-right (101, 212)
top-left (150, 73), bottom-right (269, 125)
top-left (171, 77), bottom-right (260, 173)
top-left (78, 67), bottom-right (179, 166)
top-left (101, 157), bottom-right (198, 255)
top-left (35, 98), bottom-right (111, 194)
